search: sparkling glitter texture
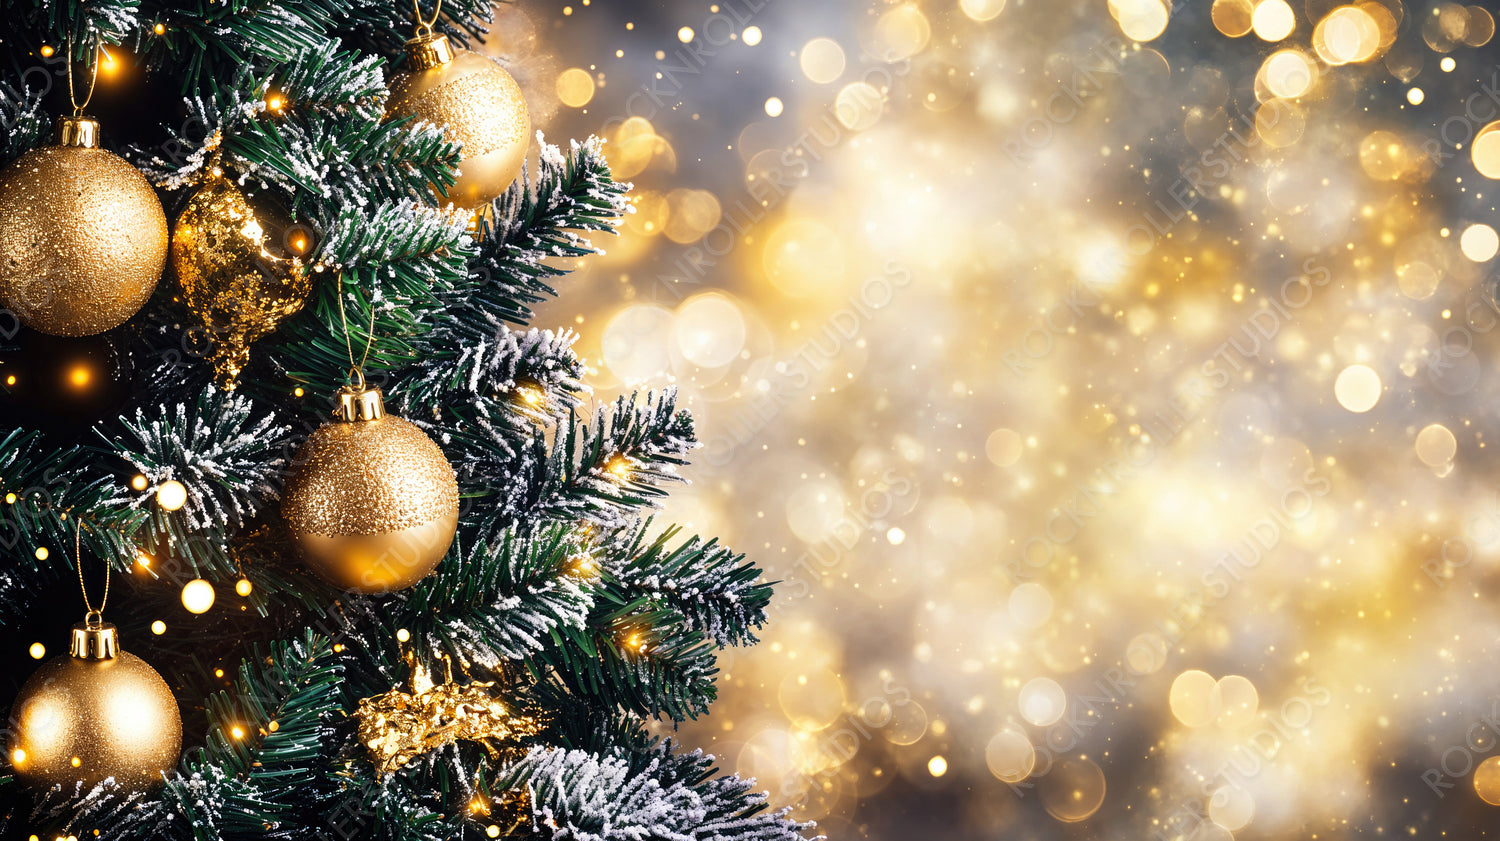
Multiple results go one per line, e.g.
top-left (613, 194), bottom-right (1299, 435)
top-left (0, 139), bottom-right (167, 336)
top-left (282, 389), bottom-right (459, 593)
top-left (386, 37), bottom-right (531, 209)
top-left (170, 174), bottom-right (312, 390)
top-left (8, 623), bottom-right (181, 791)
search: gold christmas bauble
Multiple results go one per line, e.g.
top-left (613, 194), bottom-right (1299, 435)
top-left (0, 116), bottom-right (167, 336)
top-left (283, 384), bottom-right (459, 593)
top-left (172, 173), bottom-right (313, 389)
top-left (386, 33), bottom-right (531, 208)
top-left (9, 620), bottom-right (181, 791)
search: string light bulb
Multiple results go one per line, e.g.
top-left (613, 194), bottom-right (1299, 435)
top-left (181, 579), bottom-right (215, 614)
top-left (235, 578), bottom-right (252, 597)
top-left (605, 454), bottom-right (632, 480)
top-left (156, 480), bottom-right (188, 511)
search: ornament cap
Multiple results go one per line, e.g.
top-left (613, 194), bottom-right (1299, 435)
top-left (404, 32), bottom-right (455, 70)
top-left (335, 384), bottom-right (386, 422)
top-left (70, 617), bottom-right (118, 660)
top-left (55, 115), bottom-right (101, 149)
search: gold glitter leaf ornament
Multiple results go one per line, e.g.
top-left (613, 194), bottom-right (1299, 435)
top-left (170, 173), bottom-right (313, 390)
top-left (355, 653), bottom-right (541, 776)
top-left (282, 383), bottom-right (459, 594)
top-left (386, 32), bottom-right (531, 208)
top-left (0, 116), bottom-right (167, 336)
top-left (9, 618), bottom-right (182, 791)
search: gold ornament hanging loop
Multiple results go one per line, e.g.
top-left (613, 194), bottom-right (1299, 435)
top-left (334, 276), bottom-right (377, 388)
top-left (64, 33), bottom-right (101, 117)
top-left (72, 519), bottom-right (109, 619)
top-left (412, 0), bottom-right (444, 36)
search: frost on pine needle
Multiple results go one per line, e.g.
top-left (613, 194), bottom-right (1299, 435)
top-left (104, 386), bottom-right (291, 531)
top-left (503, 744), bottom-right (816, 841)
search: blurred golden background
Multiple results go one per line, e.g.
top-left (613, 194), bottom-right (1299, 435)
top-left (504, 0), bottom-right (1500, 837)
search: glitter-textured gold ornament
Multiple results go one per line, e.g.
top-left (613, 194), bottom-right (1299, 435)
top-left (171, 173), bottom-right (312, 389)
top-left (282, 384), bottom-right (459, 593)
top-left (354, 652), bottom-right (540, 776)
top-left (9, 618), bottom-right (182, 791)
top-left (0, 116), bottom-right (168, 336)
top-left (386, 33), bottom-right (531, 208)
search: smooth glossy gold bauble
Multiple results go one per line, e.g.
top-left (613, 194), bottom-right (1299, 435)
top-left (283, 385), bottom-right (459, 593)
top-left (0, 116), bottom-right (167, 336)
top-left (386, 34), bottom-right (531, 208)
top-left (171, 174), bottom-right (312, 389)
top-left (9, 621), bottom-right (181, 791)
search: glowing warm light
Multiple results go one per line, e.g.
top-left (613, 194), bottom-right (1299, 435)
top-left (235, 577), bottom-right (253, 597)
top-left (1441, 56), bottom-right (1456, 73)
top-left (1211, 0), bottom-right (1254, 36)
top-left (181, 579), bottom-right (216, 614)
top-left (28, 642), bottom-right (44, 659)
top-left (742, 26), bottom-right (763, 45)
top-left (1260, 49), bottom-right (1315, 98)
top-left (677, 26), bottom-right (695, 43)
top-left (557, 67), bottom-right (596, 108)
top-left (1334, 365), bottom-right (1382, 413)
top-left (799, 37), bottom-right (846, 84)
top-left (927, 755), bottom-right (948, 777)
top-left (10, 749), bottom-right (23, 765)
top-left (130, 474), bottom-right (148, 491)
top-left (605, 454), bottom-right (632, 480)
top-left (1476, 756), bottom-right (1500, 805)
top-left (960, 0), bottom-right (1007, 22)
top-left (1313, 6), bottom-right (1381, 65)
top-left (293, 386), bottom-right (305, 397)
top-left (516, 383), bottom-right (545, 407)
top-left (1170, 669), bottom-right (1221, 727)
top-left (887, 526), bottom-right (906, 545)
top-left (1250, 0), bottom-right (1295, 41)
top-left (70, 756), bottom-right (80, 767)
top-left (156, 480), bottom-right (188, 511)
top-left (4, 375), bottom-right (14, 386)
top-left (151, 620), bottom-right (166, 635)
top-left (266, 93), bottom-right (286, 112)
top-left (1019, 677), bottom-right (1066, 726)
top-left (486, 826), bottom-right (501, 839)
top-left (1215, 675), bottom-right (1259, 728)
top-left (1415, 424), bottom-right (1458, 467)
top-left (1473, 123), bottom-right (1500, 179)
top-left (1358, 130), bottom-right (1410, 180)
top-left (153, 23), bottom-right (165, 35)
top-left (34, 547), bottom-right (48, 561)
top-left (5, 493), bottom-right (15, 504)
top-left (1407, 87), bottom-right (1424, 105)
top-left (396, 628), bottom-right (411, 643)
top-left (873, 5), bottom-right (931, 60)
top-left (1461, 224), bottom-right (1500, 262)
top-left (39, 45), bottom-right (53, 57)
top-left (764, 96), bottom-right (783, 117)
top-left (67, 366), bottom-right (91, 388)
top-left (1112, 0), bottom-right (1169, 42)
top-left (230, 725), bottom-right (244, 739)
top-left (1039, 757), bottom-right (1107, 822)
top-left (136, 551), bottom-right (152, 568)
top-left (985, 730), bottom-right (1036, 783)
